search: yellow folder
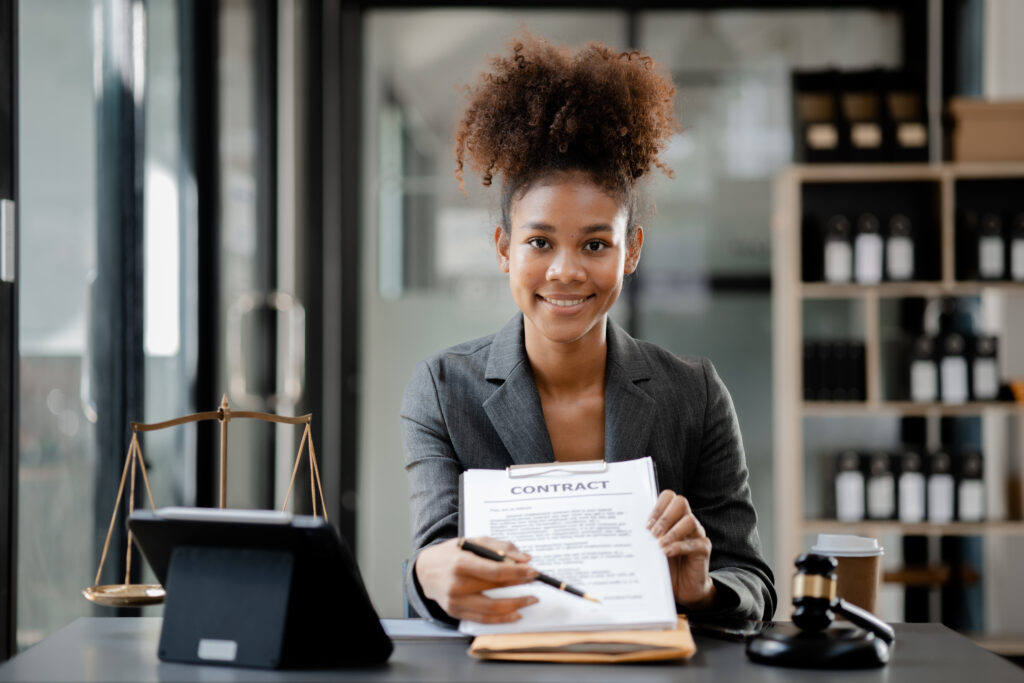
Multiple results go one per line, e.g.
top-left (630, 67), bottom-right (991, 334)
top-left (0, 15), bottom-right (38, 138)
top-left (467, 616), bottom-right (695, 664)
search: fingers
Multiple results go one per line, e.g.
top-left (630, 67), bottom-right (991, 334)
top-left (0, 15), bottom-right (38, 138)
top-left (662, 536), bottom-right (712, 559)
top-left (449, 594), bottom-right (539, 624)
top-left (647, 490), bottom-right (675, 529)
top-left (454, 552), bottom-right (539, 591)
top-left (648, 491), bottom-right (711, 558)
top-left (467, 536), bottom-right (531, 564)
top-left (648, 490), bottom-right (691, 537)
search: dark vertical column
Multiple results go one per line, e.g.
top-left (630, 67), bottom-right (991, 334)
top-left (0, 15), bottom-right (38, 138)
top-left (183, 0), bottom-right (220, 508)
top-left (337, 0), bottom-right (361, 546)
top-left (92, 0), bottom-right (145, 606)
top-left (254, 0), bottom-right (278, 508)
top-left (0, 0), bottom-right (18, 662)
top-left (300, 0), bottom-right (324, 517)
top-left (319, 0), bottom-right (344, 532)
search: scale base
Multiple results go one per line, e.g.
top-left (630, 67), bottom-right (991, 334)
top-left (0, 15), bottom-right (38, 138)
top-left (746, 624), bottom-right (889, 669)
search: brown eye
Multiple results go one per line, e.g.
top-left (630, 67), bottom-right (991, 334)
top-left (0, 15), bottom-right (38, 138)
top-left (527, 237), bottom-right (550, 249)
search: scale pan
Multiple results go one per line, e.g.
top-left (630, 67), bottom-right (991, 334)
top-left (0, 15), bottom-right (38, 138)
top-left (82, 584), bottom-right (166, 607)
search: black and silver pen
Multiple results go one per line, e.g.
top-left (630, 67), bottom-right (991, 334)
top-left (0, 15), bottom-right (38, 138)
top-left (458, 537), bottom-right (601, 603)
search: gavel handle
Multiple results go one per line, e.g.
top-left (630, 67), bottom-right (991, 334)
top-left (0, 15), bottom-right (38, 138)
top-left (834, 598), bottom-right (896, 644)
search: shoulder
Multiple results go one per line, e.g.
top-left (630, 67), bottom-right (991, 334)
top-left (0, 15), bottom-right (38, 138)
top-left (413, 332), bottom-right (495, 382)
top-left (402, 332), bottom-right (497, 410)
top-left (634, 337), bottom-right (709, 379)
top-left (609, 323), bottom-right (715, 393)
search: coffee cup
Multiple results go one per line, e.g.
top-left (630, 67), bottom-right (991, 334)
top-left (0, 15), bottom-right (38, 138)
top-left (809, 534), bottom-right (884, 614)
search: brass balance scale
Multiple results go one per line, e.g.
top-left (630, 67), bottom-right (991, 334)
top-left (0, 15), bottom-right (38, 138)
top-left (81, 396), bottom-right (327, 607)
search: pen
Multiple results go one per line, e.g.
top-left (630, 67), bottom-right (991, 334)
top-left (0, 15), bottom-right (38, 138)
top-left (458, 538), bottom-right (601, 603)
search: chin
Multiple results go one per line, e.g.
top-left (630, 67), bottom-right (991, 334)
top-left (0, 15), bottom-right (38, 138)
top-left (530, 316), bottom-right (602, 346)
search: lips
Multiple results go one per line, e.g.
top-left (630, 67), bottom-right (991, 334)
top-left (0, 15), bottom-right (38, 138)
top-left (538, 294), bottom-right (593, 307)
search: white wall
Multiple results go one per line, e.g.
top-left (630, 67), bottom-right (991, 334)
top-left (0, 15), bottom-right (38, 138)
top-left (984, 0), bottom-right (1024, 98)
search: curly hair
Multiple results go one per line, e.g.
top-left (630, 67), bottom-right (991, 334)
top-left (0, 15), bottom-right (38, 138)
top-left (454, 34), bottom-right (679, 234)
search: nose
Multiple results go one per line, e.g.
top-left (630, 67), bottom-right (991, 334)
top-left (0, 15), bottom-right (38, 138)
top-left (546, 247), bottom-right (586, 283)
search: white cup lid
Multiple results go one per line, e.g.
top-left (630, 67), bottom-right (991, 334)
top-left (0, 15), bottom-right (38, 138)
top-left (810, 534), bottom-right (884, 557)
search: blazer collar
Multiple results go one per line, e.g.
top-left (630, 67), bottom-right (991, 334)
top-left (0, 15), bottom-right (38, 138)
top-left (482, 313), bottom-right (656, 464)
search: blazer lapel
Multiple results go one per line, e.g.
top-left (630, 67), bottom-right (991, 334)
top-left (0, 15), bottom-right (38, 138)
top-left (604, 320), bottom-right (657, 463)
top-left (482, 315), bottom-right (555, 465)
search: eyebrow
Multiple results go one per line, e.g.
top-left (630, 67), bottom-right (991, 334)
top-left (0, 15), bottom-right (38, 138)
top-left (520, 222), bottom-right (613, 235)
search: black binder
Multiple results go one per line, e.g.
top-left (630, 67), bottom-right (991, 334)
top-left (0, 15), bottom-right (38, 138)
top-left (129, 508), bottom-right (393, 669)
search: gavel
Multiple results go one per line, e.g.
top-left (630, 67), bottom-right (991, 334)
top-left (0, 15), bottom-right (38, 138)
top-left (792, 553), bottom-right (895, 644)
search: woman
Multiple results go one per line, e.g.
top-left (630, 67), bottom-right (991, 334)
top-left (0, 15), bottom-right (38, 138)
top-left (402, 35), bottom-right (776, 626)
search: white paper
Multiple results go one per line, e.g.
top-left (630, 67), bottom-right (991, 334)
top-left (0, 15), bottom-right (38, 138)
top-left (458, 458), bottom-right (677, 635)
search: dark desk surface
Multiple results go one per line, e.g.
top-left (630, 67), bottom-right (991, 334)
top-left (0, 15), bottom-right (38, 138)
top-left (1, 618), bottom-right (1022, 682)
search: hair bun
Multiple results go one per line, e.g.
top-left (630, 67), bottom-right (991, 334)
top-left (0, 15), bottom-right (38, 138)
top-left (454, 33), bottom-right (678, 193)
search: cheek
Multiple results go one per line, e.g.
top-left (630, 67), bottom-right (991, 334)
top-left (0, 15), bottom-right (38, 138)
top-left (509, 248), bottom-right (545, 278)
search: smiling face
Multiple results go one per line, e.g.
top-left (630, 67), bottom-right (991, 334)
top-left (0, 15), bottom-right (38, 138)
top-left (496, 173), bottom-right (643, 349)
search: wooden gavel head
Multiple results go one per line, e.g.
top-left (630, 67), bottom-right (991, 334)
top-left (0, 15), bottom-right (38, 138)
top-left (791, 553), bottom-right (838, 633)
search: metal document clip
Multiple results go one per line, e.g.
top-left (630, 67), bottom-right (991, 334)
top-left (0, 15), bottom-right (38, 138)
top-left (506, 460), bottom-right (608, 478)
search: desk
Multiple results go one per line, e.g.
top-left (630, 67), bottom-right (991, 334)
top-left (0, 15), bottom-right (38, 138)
top-left (1, 618), bottom-right (1021, 682)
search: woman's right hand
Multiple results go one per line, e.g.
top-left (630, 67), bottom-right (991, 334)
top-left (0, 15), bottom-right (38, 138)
top-left (414, 537), bottom-right (540, 623)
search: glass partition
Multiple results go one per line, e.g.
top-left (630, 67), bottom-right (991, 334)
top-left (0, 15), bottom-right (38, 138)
top-left (17, 0), bottom-right (190, 647)
top-left (360, 10), bottom-right (628, 617)
top-left (637, 8), bottom-right (904, 561)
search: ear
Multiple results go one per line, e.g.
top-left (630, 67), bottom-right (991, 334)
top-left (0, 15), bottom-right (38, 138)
top-left (624, 225), bottom-right (644, 275)
top-left (494, 226), bottom-right (511, 273)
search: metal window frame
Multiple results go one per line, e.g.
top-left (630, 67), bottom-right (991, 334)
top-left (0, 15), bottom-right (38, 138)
top-left (91, 0), bottom-right (147, 610)
top-left (1, 0), bottom-right (18, 663)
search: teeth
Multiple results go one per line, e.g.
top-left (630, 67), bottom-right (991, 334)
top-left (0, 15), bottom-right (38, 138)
top-left (543, 297), bottom-right (586, 307)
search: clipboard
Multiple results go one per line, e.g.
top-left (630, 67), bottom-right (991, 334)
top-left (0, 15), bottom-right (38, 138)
top-left (458, 458), bottom-right (660, 537)
top-left (456, 456), bottom-right (676, 636)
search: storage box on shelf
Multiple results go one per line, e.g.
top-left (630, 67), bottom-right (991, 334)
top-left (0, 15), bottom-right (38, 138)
top-left (771, 163), bottom-right (1024, 653)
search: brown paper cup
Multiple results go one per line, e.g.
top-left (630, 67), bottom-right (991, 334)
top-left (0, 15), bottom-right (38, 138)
top-left (810, 534), bottom-right (884, 615)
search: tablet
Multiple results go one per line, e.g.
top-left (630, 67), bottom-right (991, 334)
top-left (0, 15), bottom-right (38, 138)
top-left (129, 508), bottom-right (393, 668)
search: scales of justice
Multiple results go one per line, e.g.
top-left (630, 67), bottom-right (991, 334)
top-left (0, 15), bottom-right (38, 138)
top-left (81, 395), bottom-right (327, 607)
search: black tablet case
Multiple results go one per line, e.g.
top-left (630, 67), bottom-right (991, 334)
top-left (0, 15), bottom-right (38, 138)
top-left (129, 511), bottom-right (393, 669)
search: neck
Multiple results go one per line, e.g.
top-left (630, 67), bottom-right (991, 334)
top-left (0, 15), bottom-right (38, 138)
top-left (523, 316), bottom-right (608, 396)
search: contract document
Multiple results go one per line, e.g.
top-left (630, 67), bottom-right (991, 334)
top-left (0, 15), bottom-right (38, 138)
top-left (458, 457), bottom-right (677, 635)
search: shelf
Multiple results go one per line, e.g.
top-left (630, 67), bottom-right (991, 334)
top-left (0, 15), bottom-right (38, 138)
top-left (788, 162), bottom-right (1024, 183)
top-left (803, 519), bottom-right (1024, 536)
top-left (801, 401), bottom-right (1024, 417)
top-left (800, 281), bottom-right (1024, 299)
top-left (772, 162), bottom-right (1024, 629)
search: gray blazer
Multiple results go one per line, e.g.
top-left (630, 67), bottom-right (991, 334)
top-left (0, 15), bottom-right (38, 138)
top-left (401, 313), bottom-right (776, 625)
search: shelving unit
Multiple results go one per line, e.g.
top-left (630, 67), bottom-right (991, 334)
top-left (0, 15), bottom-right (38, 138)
top-left (771, 163), bottom-right (1024, 651)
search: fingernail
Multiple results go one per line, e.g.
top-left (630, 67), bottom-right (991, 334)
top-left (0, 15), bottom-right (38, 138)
top-left (527, 597), bottom-right (539, 606)
top-left (528, 569), bottom-right (540, 580)
top-left (646, 518), bottom-right (655, 529)
top-left (651, 525), bottom-right (663, 536)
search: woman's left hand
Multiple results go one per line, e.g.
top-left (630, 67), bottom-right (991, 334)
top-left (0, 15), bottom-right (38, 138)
top-left (647, 490), bottom-right (716, 609)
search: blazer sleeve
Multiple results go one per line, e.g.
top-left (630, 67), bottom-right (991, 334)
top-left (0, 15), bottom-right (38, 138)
top-left (684, 358), bottom-right (778, 622)
top-left (400, 360), bottom-right (461, 626)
